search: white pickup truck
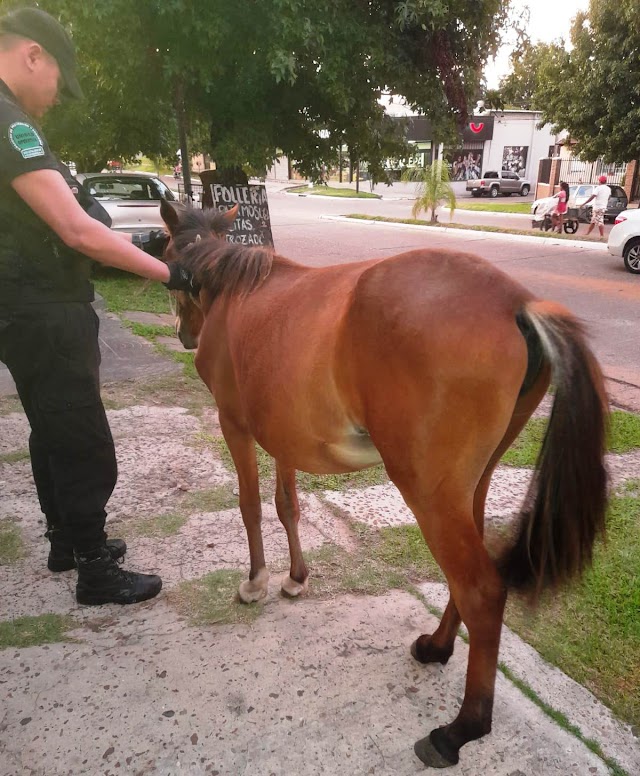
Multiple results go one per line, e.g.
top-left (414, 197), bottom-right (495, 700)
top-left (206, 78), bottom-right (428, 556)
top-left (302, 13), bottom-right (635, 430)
top-left (466, 170), bottom-right (531, 198)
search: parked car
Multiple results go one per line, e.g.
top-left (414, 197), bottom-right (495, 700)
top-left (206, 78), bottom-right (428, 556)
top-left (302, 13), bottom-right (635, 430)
top-left (607, 208), bottom-right (640, 274)
top-left (466, 170), bottom-right (531, 198)
top-left (568, 183), bottom-right (628, 223)
top-left (75, 172), bottom-right (177, 232)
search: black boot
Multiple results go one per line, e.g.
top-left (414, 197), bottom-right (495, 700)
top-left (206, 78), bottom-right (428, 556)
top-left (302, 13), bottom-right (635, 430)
top-left (75, 546), bottom-right (162, 606)
top-left (46, 526), bottom-right (127, 572)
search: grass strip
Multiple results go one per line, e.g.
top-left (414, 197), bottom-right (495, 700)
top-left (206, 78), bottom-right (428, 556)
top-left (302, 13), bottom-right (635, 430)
top-left (0, 518), bottom-right (25, 564)
top-left (502, 410), bottom-right (640, 468)
top-left (93, 268), bottom-right (173, 314)
top-left (170, 570), bottom-right (263, 626)
top-left (287, 185), bottom-right (380, 198)
top-left (120, 319), bottom-right (200, 381)
top-left (0, 613), bottom-right (76, 650)
top-left (453, 201), bottom-right (532, 214)
top-left (0, 395), bottom-right (23, 415)
top-left (0, 448), bottom-right (30, 464)
top-left (181, 484), bottom-right (239, 513)
top-left (101, 370), bottom-right (211, 413)
top-left (505, 482), bottom-right (640, 728)
top-left (500, 664), bottom-right (629, 776)
top-left (123, 512), bottom-right (188, 539)
top-left (344, 213), bottom-right (593, 240)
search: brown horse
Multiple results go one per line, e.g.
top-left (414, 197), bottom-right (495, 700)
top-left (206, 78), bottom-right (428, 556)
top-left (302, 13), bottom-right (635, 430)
top-left (160, 199), bottom-right (608, 769)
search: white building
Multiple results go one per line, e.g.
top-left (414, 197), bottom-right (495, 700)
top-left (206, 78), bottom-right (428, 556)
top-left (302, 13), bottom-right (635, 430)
top-left (404, 110), bottom-right (563, 187)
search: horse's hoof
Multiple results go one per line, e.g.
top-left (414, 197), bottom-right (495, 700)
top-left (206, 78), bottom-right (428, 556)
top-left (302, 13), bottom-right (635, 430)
top-left (238, 568), bottom-right (269, 603)
top-left (281, 575), bottom-right (308, 598)
top-left (411, 637), bottom-right (453, 665)
top-left (414, 733), bottom-right (458, 769)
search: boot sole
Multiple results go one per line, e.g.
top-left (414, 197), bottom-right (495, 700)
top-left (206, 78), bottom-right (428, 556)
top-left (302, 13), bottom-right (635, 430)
top-left (76, 581), bottom-right (162, 606)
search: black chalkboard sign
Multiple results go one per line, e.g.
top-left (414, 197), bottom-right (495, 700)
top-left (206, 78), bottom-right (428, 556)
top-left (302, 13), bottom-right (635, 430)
top-left (209, 183), bottom-right (274, 248)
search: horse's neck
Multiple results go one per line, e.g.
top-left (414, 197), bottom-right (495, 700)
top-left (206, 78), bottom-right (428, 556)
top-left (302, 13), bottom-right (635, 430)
top-left (272, 252), bottom-right (303, 270)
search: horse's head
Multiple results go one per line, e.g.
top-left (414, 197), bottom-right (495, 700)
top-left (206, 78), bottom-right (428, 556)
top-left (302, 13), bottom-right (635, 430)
top-left (160, 198), bottom-right (238, 350)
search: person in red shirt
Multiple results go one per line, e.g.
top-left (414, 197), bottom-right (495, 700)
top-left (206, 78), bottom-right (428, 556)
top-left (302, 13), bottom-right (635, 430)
top-left (551, 181), bottom-right (570, 234)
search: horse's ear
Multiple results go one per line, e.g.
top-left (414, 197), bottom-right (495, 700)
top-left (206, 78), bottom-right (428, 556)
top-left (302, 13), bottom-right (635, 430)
top-left (160, 197), bottom-right (184, 235)
top-left (220, 203), bottom-right (239, 229)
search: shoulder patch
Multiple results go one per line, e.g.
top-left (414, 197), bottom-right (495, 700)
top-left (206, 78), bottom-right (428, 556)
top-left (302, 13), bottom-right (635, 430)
top-left (8, 122), bottom-right (45, 159)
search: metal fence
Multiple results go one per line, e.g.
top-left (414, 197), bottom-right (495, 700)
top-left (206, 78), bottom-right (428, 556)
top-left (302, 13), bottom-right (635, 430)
top-left (538, 157), bottom-right (626, 187)
top-left (177, 182), bottom-right (204, 207)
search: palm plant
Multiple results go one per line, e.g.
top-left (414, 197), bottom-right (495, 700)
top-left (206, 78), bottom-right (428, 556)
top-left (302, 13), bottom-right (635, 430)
top-left (402, 161), bottom-right (456, 224)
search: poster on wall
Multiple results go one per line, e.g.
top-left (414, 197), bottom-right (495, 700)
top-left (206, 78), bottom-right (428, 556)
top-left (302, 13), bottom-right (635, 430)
top-left (502, 146), bottom-right (528, 176)
top-left (448, 150), bottom-right (483, 181)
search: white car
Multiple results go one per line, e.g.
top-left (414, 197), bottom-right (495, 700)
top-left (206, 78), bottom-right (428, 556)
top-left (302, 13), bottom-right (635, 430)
top-left (76, 172), bottom-right (177, 233)
top-left (607, 208), bottom-right (640, 274)
top-left (568, 183), bottom-right (628, 223)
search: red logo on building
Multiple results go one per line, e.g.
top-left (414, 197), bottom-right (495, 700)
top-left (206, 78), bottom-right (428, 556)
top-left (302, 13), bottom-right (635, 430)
top-left (469, 123), bottom-right (485, 134)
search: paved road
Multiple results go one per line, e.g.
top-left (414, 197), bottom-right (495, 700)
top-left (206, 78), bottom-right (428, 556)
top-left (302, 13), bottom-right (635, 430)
top-left (266, 186), bottom-right (639, 409)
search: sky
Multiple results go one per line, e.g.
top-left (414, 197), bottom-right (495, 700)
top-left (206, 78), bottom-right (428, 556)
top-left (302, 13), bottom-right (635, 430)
top-left (483, 0), bottom-right (590, 88)
top-left (380, 0), bottom-right (590, 116)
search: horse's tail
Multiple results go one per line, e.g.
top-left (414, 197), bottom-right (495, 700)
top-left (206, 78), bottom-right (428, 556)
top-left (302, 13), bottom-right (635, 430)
top-left (498, 300), bottom-right (608, 597)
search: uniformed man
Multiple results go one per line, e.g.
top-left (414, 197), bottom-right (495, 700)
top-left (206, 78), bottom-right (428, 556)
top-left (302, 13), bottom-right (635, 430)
top-left (0, 7), bottom-right (194, 605)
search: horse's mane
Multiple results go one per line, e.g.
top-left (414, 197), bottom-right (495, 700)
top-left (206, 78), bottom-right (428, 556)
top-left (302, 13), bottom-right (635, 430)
top-left (171, 207), bottom-right (274, 299)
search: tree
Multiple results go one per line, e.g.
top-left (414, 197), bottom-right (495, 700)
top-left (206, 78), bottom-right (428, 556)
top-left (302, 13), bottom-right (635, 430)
top-left (402, 161), bottom-right (456, 224)
top-left (499, 39), bottom-right (558, 111)
top-left (533, 0), bottom-right (640, 162)
top-left (21, 0), bottom-right (510, 172)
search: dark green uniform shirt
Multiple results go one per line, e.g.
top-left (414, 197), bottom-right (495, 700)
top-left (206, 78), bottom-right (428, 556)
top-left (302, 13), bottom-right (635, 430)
top-left (0, 78), bottom-right (106, 310)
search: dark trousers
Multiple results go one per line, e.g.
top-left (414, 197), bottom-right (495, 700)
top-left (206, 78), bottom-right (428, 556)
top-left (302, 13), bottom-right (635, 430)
top-left (0, 302), bottom-right (117, 552)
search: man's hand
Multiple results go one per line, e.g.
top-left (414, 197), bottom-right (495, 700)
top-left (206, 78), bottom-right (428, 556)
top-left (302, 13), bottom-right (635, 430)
top-left (163, 262), bottom-right (199, 293)
top-left (132, 229), bottom-right (170, 257)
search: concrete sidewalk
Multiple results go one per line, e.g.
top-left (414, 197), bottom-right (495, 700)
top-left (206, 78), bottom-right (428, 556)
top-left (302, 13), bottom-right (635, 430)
top-left (1, 393), bottom-right (638, 775)
top-left (0, 589), bottom-right (631, 776)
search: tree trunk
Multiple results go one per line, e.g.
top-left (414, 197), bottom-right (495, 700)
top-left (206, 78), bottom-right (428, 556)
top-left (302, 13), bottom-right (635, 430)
top-left (174, 78), bottom-right (192, 200)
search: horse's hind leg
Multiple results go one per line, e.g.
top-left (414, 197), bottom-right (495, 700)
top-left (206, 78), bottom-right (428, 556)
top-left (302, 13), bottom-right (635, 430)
top-left (411, 372), bottom-right (549, 668)
top-left (406, 489), bottom-right (506, 767)
top-left (411, 470), bottom-right (492, 666)
top-left (219, 414), bottom-right (269, 603)
top-left (275, 463), bottom-right (309, 597)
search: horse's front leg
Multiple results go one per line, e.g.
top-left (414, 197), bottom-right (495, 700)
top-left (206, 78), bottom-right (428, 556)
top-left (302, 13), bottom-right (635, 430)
top-left (219, 414), bottom-right (269, 603)
top-left (275, 463), bottom-right (308, 597)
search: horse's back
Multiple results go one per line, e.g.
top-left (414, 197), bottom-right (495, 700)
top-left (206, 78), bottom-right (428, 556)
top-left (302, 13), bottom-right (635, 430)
top-left (342, 248), bottom-right (533, 353)
top-left (352, 248), bottom-right (532, 321)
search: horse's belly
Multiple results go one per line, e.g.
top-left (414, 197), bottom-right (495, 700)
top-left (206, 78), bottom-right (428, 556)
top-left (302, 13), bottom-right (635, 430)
top-left (324, 426), bottom-right (383, 471)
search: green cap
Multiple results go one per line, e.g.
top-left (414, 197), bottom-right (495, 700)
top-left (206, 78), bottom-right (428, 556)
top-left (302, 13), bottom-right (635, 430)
top-left (0, 7), bottom-right (83, 99)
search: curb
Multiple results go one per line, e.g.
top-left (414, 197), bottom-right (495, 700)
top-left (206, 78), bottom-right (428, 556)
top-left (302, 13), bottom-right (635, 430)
top-left (442, 206), bottom-right (533, 220)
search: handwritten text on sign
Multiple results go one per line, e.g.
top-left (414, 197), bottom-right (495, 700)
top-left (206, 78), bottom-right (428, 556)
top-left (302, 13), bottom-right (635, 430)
top-left (210, 183), bottom-right (274, 247)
